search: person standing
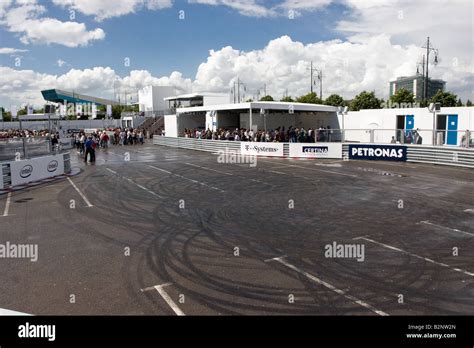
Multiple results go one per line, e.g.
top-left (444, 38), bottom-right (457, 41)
top-left (84, 136), bottom-right (96, 163)
top-left (79, 132), bottom-right (86, 155)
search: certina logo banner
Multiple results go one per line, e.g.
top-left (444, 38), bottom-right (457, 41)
top-left (47, 160), bottom-right (59, 172)
top-left (20, 164), bottom-right (33, 178)
top-left (241, 143), bottom-right (284, 157)
top-left (349, 145), bottom-right (407, 161)
top-left (289, 143), bottom-right (342, 159)
top-left (303, 146), bottom-right (328, 154)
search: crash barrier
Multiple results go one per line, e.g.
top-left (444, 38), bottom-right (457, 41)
top-left (153, 136), bottom-right (474, 169)
top-left (153, 136), bottom-right (343, 159)
top-left (0, 137), bottom-right (74, 161)
top-left (0, 152), bottom-right (71, 190)
top-left (406, 145), bottom-right (474, 168)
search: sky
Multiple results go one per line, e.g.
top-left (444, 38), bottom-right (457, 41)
top-left (0, 0), bottom-right (472, 107)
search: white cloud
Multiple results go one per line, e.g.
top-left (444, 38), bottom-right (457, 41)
top-left (0, 0), bottom-right (472, 106)
top-left (279, 0), bottom-right (332, 11)
top-left (52, 0), bottom-right (173, 21)
top-left (0, 47), bottom-right (28, 54)
top-left (1, 33), bottom-right (471, 108)
top-left (0, 66), bottom-right (192, 107)
top-left (0, 1), bottom-right (106, 47)
top-left (56, 59), bottom-right (66, 67)
top-left (336, 0), bottom-right (473, 98)
top-left (191, 35), bottom-right (422, 99)
top-left (188, 0), bottom-right (277, 17)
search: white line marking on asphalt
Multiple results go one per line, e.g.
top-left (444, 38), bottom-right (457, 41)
top-left (464, 209), bottom-right (474, 213)
top-left (106, 168), bottom-right (164, 199)
top-left (268, 169), bottom-right (315, 181)
top-left (268, 256), bottom-right (388, 316)
top-left (148, 166), bottom-right (172, 174)
top-left (249, 178), bottom-right (273, 186)
top-left (260, 160), bottom-right (358, 178)
top-left (105, 151), bottom-right (122, 157)
top-left (185, 163), bottom-right (233, 176)
top-left (2, 192), bottom-right (11, 217)
top-left (419, 220), bottom-right (474, 237)
top-left (67, 177), bottom-right (93, 207)
top-left (369, 161), bottom-right (418, 169)
top-left (354, 236), bottom-right (474, 277)
top-left (148, 165), bottom-right (225, 192)
top-left (0, 308), bottom-right (32, 316)
top-left (142, 283), bottom-right (185, 316)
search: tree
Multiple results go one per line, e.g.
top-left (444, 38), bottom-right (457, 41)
top-left (430, 90), bottom-right (457, 107)
top-left (324, 94), bottom-right (345, 107)
top-left (467, 99), bottom-right (472, 106)
top-left (280, 96), bottom-right (294, 102)
top-left (349, 91), bottom-right (382, 111)
top-left (112, 105), bottom-right (124, 119)
top-left (390, 88), bottom-right (415, 105)
top-left (456, 98), bottom-right (463, 107)
top-left (296, 92), bottom-right (322, 104)
top-left (259, 95), bottom-right (274, 101)
top-left (0, 107), bottom-right (11, 122)
top-left (245, 98), bottom-right (253, 102)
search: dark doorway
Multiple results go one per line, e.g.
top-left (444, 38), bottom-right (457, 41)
top-left (396, 115), bottom-right (405, 141)
top-left (437, 115), bottom-right (447, 144)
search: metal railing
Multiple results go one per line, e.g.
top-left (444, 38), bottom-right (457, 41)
top-left (0, 137), bottom-right (74, 162)
top-left (153, 135), bottom-right (474, 169)
top-left (122, 109), bottom-right (176, 118)
top-left (176, 129), bottom-right (471, 147)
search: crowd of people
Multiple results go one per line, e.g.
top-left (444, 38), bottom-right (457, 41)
top-left (72, 127), bottom-right (145, 163)
top-left (183, 126), bottom-right (336, 143)
top-left (0, 129), bottom-right (52, 139)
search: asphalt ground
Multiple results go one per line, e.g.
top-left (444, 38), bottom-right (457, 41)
top-left (0, 141), bottom-right (473, 315)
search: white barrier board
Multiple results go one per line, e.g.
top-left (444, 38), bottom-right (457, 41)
top-left (289, 143), bottom-right (343, 159)
top-left (240, 143), bottom-right (284, 157)
top-left (10, 154), bottom-right (65, 186)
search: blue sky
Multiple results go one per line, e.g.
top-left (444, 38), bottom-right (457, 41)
top-left (0, 1), bottom-right (348, 78)
top-left (0, 0), bottom-right (472, 106)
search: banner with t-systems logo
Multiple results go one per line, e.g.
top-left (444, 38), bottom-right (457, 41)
top-left (240, 143), bottom-right (284, 157)
top-left (10, 154), bottom-right (65, 186)
top-left (349, 144), bottom-right (407, 161)
top-left (289, 143), bottom-right (342, 159)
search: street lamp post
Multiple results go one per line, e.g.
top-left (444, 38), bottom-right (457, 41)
top-left (421, 37), bottom-right (439, 103)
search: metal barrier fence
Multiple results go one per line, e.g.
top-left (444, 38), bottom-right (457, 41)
top-left (338, 129), bottom-right (471, 147)
top-left (0, 137), bottom-right (74, 162)
top-left (153, 136), bottom-right (474, 169)
top-left (0, 152), bottom-right (72, 190)
top-left (153, 136), bottom-right (241, 153)
top-left (171, 129), bottom-right (472, 147)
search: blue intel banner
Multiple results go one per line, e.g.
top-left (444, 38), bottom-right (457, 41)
top-left (348, 144), bottom-right (407, 161)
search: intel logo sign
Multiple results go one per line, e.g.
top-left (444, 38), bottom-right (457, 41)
top-left (47, 160), bottom-right (59, 172)
top-left (20, 165), bottom-right (33, 178)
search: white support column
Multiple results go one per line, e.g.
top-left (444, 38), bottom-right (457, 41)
top-left (249, 107), bottom-right (253, 131)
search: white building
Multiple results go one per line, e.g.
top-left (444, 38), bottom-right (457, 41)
top-left (160, 91), bottom-right (472, 147)
top-left (341, 106), bottom-right (473, 146)
top-left (138, 86), bottom-right (177, 113)
top-left (161, 94), bottom-right (338, 138)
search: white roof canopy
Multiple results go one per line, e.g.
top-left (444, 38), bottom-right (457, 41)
top-left (176, 101), bottom-right (337, 114)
